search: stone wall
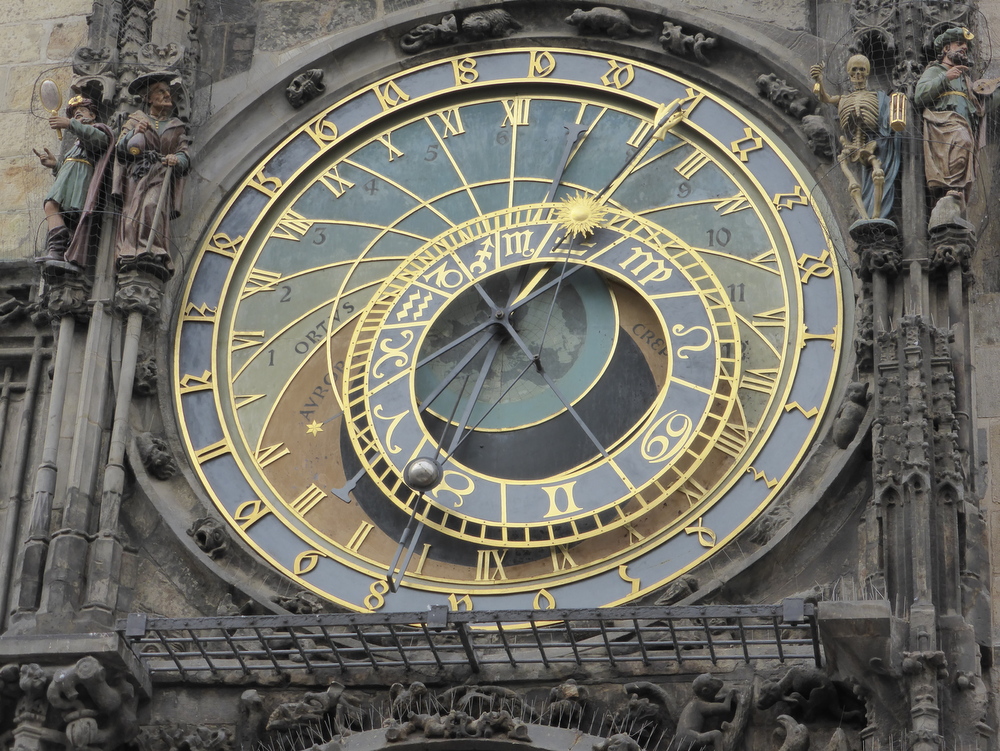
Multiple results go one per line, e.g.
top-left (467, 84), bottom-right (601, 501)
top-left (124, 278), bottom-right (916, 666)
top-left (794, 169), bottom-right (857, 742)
top-left (0, 0), bottom-right (91, 261)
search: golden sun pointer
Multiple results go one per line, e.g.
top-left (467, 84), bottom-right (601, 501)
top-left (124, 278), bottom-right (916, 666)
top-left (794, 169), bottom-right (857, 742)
top-left (555, 194), bottom-right (607, 237)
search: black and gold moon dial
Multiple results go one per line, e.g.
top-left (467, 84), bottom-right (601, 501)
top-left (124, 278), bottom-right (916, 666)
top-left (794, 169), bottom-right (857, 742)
top-left (174, 48), bottom-right (848, 612)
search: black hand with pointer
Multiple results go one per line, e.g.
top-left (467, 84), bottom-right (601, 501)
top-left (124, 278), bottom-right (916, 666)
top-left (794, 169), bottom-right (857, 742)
top-left (378, 99), bottom-right (690, 591)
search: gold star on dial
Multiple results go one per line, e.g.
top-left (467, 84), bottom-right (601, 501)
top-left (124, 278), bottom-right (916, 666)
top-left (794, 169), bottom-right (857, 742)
top-left (305, 420), bottom-right (324, 436)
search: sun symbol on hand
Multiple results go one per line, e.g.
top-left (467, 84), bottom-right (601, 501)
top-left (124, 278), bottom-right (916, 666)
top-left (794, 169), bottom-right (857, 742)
top-left (555, 193), bottom-right (607, 237)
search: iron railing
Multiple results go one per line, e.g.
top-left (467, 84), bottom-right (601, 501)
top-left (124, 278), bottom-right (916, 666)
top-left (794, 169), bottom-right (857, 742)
top-left (118, 600), bottom-right (820, 680)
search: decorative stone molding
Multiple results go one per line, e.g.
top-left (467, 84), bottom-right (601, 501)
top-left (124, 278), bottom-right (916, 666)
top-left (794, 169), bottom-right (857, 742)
top-left (0, 657), bottom-right (142, 751)
top-left (45, 276), bottom-right (92, 322)
top-left (928, 224), bottom-right (974, 286)
top-left (114, 270), bottom-right (164, 319)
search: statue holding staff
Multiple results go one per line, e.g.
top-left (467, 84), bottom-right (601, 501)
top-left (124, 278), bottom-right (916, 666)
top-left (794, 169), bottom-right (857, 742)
top-left (113, 72), bottom-right (191, 277)
top-left (811, 55), bottom-right (901, 222)
top-left (33, 95), bottom-right (114, 271)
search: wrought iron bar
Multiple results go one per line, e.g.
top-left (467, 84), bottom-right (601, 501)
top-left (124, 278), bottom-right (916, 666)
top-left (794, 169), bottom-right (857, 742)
top-left (117, 602), bottom-right (821, 679)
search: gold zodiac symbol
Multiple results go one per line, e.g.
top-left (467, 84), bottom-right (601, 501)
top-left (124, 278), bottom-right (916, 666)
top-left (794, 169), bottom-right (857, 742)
top-left (372, 330), bottom-right (414, 378)
top-left (672, 324), bottom-right (712, 359)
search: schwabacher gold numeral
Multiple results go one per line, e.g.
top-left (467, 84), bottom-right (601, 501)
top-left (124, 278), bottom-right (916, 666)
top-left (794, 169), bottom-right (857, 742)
top-left (233, 500), bottom-right (270, 529)
top-left (452, 57), bottom-right (478, 85)
top-left (600, 60), bottom-right (635, 89)
top-left (373, 80), bottom-right (410, 110)
top-left (294, 550), bottom-right (328, 575)
top-left (528, 51), bottom-right (556, 78)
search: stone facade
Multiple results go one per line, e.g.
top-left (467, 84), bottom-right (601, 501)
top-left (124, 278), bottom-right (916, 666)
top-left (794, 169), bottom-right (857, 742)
top-left (0, 1), bottom-right (998, 750)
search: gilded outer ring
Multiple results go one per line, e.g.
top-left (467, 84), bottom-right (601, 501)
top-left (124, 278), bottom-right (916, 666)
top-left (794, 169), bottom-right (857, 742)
top-left (172, 46), bottom-right (847, 611)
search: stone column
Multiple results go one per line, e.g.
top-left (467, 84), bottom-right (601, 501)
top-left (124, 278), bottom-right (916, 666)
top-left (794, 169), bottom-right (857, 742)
top-left (9, 277), bottom-right (91, 630)
top-left (82, 269), bottom-right (164, 625)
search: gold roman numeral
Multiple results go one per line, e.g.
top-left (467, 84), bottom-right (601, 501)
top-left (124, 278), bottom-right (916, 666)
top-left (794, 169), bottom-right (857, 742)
top-left (675, 149), bottom-right (711, 179)
top-left (627, 119), bottom-right (655, 148)
top-left (289, 484), bottom-right (327, 516)
top-left (501, 98), bottom-right (531, 126)
top-left (195, 439), bottom-right (230, 463)
top-left (715, 422), bottom-right (749, 458)
top-left (255, 442), bottom-right (290, 468)
top-left (435, 108), bottom-right (466, 137)
top-left (550, 545), bottom-right (578, 571)
top-left (271, 209), bottom-right (313, 241)
top-left (476, 549), bottom-right (507, 581)
top-left (318, 165), bottom-right (354, 197)
top-left (241, 269), bottom-right (283, 299)
top-left (713, 194), bottom-right (752, 215)
top-left (377, 133), bottom-right (404, 161)
top-left (231, 330), bottom-right (265, 352)
top-left (346, 522), bottom-right (374, 552)
top-left (742, 368), bottom-right (779, 393)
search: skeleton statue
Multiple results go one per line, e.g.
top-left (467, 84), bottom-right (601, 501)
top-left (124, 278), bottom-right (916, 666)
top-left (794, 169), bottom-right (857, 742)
top-left (811, 55), bottom-right (900, 221)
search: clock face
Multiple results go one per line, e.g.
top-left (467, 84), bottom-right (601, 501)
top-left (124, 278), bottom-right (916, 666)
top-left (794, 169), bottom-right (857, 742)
top-left (174, 47), bottom-right (848, 612)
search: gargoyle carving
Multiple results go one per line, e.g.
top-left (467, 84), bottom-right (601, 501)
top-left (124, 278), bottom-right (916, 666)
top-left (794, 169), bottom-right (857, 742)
top-left (399, 15), bottom-right (458, 53)
top-left (187, 517), bottom-right (228, 559)
top-left (462, 10), bottom-right (522, 41)
top-left (47, 656), bottom-right (139, 751)
top-left (286, 69), bottom-right (325, 109)
top-left (390, 681), bottom-right (441, 721)
top-left (667, 674), bottom-right (737, 751)
top-left (540, 679), bottom-right (588, 727)
top-left (756, 667), bottom-right (865, 725)
top-left (137, 432), bottom-right (178, 480)
top-left (267, 682), bottom-right (364, 738)
top-left (660, 22), bottom-right (717, 64)
top-left (566, 7), bottom-right (650, 40)
top-left (832, 382), bottom-right (871, 449)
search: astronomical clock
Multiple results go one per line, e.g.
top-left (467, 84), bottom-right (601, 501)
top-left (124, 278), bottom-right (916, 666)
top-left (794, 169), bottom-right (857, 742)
top-left (173, 47), bottom-right (849, 613)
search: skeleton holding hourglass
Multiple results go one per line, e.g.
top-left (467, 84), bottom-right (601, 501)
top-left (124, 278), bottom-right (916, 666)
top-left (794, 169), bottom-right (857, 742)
top-left (811, 54), bottom-right (900, 222)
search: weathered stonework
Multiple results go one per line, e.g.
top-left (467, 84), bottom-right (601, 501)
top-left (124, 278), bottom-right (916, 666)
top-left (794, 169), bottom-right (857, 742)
top-left (0, 1), bottom-right (997, 750)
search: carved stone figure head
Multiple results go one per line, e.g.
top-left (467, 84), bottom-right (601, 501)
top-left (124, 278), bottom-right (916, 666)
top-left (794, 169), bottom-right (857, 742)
top-left (692, 673), bottom-right (723, 699)
top-left (846, 55), bottom-right (871, 89)
top-left (127, 71), bottom-right (179, 116)
top-left (934, 27), bottom-right (973, 63)
top-left (65, 96), bottom-right (98, 123)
